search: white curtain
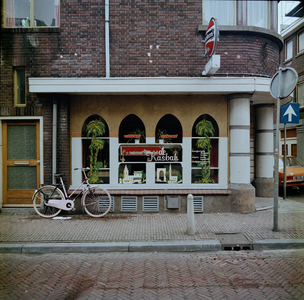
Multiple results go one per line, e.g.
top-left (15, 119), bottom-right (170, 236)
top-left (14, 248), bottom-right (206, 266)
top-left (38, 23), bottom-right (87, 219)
top-left (5, 0), bottom-right (15, 27)
top-left (54, 0), bottom-right (59, 26)
top-left (203, 0), bottom-right (235, 26)
top-left (247, 1), bottom-right (269, 29)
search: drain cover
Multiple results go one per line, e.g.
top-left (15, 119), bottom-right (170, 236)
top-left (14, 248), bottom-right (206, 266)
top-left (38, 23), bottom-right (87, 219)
top-left (216, 233), bottom-right (252, 251)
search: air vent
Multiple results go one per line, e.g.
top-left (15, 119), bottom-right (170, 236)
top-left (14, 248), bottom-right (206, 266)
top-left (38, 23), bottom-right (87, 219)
top-left (97, 195), bottom-right (113, 213)
top-left (166, 195), bottom-right (179, 209)
top-left (193, 196), bottom-right (204, 213)
top-left (143, 196), bottom-right (159, 212)
top-left (121, 196), bottom-right (137, 212)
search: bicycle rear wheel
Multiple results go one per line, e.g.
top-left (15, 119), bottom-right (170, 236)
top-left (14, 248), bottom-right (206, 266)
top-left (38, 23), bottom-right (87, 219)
top-left (83, 187), bottom-right (112, 217)
top-left (33, 186), bottom-right (64, 218)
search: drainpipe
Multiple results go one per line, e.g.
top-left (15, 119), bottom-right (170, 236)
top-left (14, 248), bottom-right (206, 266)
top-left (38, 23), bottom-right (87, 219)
top-left (52, 98), bottom-right (57, 184)
top-left (105, 0), bottom-right (110, 78)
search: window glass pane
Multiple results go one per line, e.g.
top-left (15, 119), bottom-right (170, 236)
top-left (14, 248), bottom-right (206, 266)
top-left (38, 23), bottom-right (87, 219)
top-left (298, 82), bottom-right (304, 107)
top-left (299, 31), bottom-right (304, 53)
top-left (119, 164), bottom-right (146, 184)
top-left (7, 125), bottom-right (36, 159)
top-left (5, 0), bottom-right (30, 27)
top-left (203, 0), bottom-right (235, 25)
top-left (5, 0), bottom-right (59, 27)
top-left (8, 166), bottom-right (37, 190)
top-left (155, 163), bottom-right (182, 184)
top-left (16, 69), bottom-right (26, 105)
top-left (286, 40), bottom-right (293, 60)
top-left (247, 1), bottom-right (269, 28)
top-left (34, 0), bottom-right (59, 27)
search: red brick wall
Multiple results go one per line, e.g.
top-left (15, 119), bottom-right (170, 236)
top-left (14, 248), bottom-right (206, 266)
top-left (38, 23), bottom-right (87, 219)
top-left (217, 33), bottom-right (280, 77)
top-left (1, 0), bottom-right (281, 82)
top-left (1, 0), bottom-right (281, 186)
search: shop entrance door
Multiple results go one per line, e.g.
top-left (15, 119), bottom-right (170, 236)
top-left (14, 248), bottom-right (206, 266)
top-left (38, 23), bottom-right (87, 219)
top-left (3, 120), bottom-right (40, 206)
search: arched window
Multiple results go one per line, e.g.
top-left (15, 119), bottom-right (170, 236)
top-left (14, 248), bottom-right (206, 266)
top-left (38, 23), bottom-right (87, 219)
top-left (119, 114), bottom-right (146, 144)
top-left (191, 114), bottom-right (218, 184)
top-left (118, 115), bottom-right (146, 184)
top-left (82, 115), bottom-right (109, 184)
top-left (155, 114), bottom-right (182, 143)
top-left (154, 114), bottom-right (183, 184)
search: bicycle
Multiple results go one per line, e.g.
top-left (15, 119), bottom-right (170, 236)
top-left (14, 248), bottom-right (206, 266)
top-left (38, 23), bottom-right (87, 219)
top-left (32, 167), bottom-right (112, 218)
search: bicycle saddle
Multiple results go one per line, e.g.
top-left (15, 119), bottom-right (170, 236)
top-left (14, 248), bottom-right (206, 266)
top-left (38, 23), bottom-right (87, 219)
top-left (54, 173), bottom-right (65, 177)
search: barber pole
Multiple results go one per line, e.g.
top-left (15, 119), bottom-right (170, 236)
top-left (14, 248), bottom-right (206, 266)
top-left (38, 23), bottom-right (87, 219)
top-left (205, 18), bottom-right (219, 57)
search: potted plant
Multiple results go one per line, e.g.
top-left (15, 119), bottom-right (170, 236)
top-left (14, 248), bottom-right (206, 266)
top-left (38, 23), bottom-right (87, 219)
top-left (126, 129), bottom-right (145, 143)
top-left (86, 119), bottom-right (106, 183)
top-left (195, 119), bottom-right (215, 183)
top-left (156, 129), bottom-right (172, 143)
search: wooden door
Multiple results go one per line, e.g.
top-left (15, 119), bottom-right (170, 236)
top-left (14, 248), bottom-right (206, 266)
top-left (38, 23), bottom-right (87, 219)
top-left (3, 120), bottom-right (40, 205)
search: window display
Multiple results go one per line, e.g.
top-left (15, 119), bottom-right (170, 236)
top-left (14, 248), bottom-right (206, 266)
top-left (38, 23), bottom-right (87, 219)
top-left (82, 115), bottom-right (109, 184)
top-left (191, 115), bottom-right (219, 184)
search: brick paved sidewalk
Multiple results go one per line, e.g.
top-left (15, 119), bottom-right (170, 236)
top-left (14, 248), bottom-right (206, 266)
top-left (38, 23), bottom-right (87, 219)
top-left (1, 198), bottom-right (303, 244)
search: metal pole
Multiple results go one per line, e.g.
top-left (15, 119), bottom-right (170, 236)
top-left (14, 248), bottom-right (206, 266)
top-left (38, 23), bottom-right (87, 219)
top-left (283, 123), bottom-right (287, 199)
top-left (186, 194), bottom-right (195, 236)
top-left (52, 98), bottom-right (57, 185)
top-left (273, 67), bottom-right (282, 232)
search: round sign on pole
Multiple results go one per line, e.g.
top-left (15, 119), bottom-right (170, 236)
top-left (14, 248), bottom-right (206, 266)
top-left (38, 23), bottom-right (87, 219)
top-left (270, 67), bottom-right (298, 99)
top-left (205, 18), bottom-right (219, 57)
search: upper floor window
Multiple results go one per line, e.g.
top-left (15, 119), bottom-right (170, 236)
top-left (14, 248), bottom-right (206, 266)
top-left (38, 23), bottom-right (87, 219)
top-left (4, 0), bottom-right (59, 28)
top-left (14, 68), bottom-right (26, 106)
top-left (247, 1), bottom-right (269, 29)
top-left (203, 0), bottom-right (235, 26)
top-left (298, 31), bottom-right (304, 54)
top-left (298, 77), bottom-right (304, 108)
top-left (286, 39), bottom-right (293, 60)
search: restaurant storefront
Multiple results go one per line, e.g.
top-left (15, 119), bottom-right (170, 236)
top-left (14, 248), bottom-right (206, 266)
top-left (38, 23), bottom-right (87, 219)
top-left (28, 76), bottom-right (276, 214)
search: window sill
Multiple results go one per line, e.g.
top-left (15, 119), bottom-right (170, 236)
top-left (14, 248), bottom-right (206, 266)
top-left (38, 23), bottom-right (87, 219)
top-left (284, 58), bottom-right (293, 64)
top-left (1, 27), bottom-right (60, 33)
top-left (296, 50), bottom-right (304, 58)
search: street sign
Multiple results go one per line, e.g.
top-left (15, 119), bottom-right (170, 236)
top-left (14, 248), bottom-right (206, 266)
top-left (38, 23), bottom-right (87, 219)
top-left (205, 18), bottom-right (219, 57)
top-left (270, 67), bottom-right (298, 99)
top-left (280, 103), bottom-right (300, 124)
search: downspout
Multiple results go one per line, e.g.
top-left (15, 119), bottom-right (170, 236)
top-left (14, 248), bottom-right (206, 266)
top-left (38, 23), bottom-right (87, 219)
top-left (105, 0), bottom-right (110, 78)
top-left (52, 98), bottom-right (57, 184)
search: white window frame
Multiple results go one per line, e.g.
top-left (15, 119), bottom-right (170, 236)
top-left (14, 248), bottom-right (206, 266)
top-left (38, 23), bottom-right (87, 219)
top-left (285, 39), bottom-right (293, 61)
top-left (298, 80), bottom-right (304, 108)
top-left (4, 0), bottom-right (60, 28)
top-left (247, 1), bottom-right (270, 29)
top-left (298, 31), bottom-right (304, 54)
top-left (202, 0), bottom-right (235, 26)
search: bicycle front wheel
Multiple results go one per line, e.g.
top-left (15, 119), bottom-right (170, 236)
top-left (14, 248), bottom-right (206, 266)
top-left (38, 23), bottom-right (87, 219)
top-left (33, 186), bottom-right (64, 218)
top-left (83, 187), bottom-right (112, 217)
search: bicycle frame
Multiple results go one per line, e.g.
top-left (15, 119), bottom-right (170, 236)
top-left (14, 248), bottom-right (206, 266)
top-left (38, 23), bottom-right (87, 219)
top-left (45, 168), bottom-right (94, 211)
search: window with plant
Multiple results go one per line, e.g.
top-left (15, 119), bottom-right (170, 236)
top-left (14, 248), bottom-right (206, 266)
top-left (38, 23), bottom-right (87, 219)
top-left (82, 115), bottom-right (109, 184)
top-left (191, 115), bottom-right (219, 184)
top-left (4, 0), bottom-right (59, 28)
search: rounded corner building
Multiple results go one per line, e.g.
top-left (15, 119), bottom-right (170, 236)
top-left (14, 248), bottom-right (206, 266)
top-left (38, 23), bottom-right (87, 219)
top-left (1, 0), bottom-right (283, 214)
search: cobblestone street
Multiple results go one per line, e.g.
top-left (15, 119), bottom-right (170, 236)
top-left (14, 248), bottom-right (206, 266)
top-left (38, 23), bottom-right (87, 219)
top-left (1, 250), bottom-right (304, 299)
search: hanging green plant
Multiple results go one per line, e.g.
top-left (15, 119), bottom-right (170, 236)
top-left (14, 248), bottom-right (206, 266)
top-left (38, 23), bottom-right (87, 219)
top-left (126, 128), bottom-right (146, 143)
top-left (156, 129), bottom-right (172, 143)
top-left (86, 119), bottom-right (106, 183)
top-left (195, 119), bottom-right (215, 184)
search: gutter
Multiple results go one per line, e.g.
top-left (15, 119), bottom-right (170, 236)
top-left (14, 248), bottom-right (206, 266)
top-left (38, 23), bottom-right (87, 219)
top-left (105, 0), bottom-right (110, 78)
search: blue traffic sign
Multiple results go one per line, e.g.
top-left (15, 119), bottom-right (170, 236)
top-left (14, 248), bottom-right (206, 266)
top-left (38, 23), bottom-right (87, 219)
top-left (280, 103), bottom-right (300, 124)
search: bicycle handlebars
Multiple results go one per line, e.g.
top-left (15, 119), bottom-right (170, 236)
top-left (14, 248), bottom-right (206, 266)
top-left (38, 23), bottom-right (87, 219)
top-left (74, 167), bottom-right (90, 171)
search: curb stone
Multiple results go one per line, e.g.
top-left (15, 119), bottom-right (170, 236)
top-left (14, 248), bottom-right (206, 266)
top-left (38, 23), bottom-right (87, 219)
top-left (0, 241), bottom-right (220, 254)
top-left (128, 241), bottom-right (221, 252)
top-left (253, 239), bottom-right (304, 250)
top-left (1, 239), bottom-right (304, 254)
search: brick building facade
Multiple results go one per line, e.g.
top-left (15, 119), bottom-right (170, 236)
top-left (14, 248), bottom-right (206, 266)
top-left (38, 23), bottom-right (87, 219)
top-left (280, 16), bottom-right (304, 162)
top-left (1, 0), bottom-right (283, 214)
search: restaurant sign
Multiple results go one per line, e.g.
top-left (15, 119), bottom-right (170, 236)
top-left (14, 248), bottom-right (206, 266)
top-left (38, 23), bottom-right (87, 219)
top-left (120, 145), bottom-right (180, 162)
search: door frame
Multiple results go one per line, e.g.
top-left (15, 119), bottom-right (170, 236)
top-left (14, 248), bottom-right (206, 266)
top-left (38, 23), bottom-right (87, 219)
top-left (0, 117), bottom-right (44, 208)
